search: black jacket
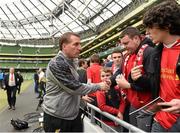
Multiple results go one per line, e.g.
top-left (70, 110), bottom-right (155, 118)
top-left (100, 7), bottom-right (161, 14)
top-left (77, 68), bottom-right (87, 83)
top-left (111, 44), bottom-right (154, 92)
top-left (4, 73), bottom-right (18, 89)
top-left (34, 73), bottom-right (39, 83)
top-left (129, 43), bottom-right (180, 99)
top-left (141, 37), bottom-right (155, 48)
top-left (17, 74), bottom-right (23, 84)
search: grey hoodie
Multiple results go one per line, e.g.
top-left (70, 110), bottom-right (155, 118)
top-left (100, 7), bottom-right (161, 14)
top-left (42, 52), bottom-right (100, 120)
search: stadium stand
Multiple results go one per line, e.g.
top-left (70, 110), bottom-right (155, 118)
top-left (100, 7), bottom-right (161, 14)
top-left (0, 45), bottom-right (21, 54)
top-left (0, 0), bottom-right (179, 132)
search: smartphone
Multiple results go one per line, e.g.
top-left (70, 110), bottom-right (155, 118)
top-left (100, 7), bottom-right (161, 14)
top-left (116, 74), bottom-right (121, 79)
top-left (160, 105), bottom-right (171, 109)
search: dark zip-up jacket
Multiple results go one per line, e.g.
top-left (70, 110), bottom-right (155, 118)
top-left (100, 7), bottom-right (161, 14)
top-left (111, 43), bottom-right (154, 93)
top-left (129, 43), bottom-right (180, 99)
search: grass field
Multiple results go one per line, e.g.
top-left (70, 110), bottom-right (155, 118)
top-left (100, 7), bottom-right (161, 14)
top-left (0, 80), bottom-right (33, 111)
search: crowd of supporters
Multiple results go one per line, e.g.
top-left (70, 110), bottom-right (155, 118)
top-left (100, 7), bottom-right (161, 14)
top-left (42, 1), bottom-right (180, 132)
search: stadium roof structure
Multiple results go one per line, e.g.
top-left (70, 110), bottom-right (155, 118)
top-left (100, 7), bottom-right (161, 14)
top-left (0, 0), bottom-right (132, 40)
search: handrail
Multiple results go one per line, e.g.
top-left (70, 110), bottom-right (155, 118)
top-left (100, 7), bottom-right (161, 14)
top-left (87, 103), bottom-right (146, 133)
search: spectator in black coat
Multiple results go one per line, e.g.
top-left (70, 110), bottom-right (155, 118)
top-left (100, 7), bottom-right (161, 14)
top-left (77, 59), bottom-right (88, 83)
top-left (4, 67), bottom-right (19, 110)
top-left (34, 70), bottom-right (39, 93)
top-left (17, 71), bottom-right (23, 94)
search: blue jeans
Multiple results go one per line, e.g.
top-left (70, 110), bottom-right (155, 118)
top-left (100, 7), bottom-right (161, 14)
top-left (151, 117), bottom-right (180, 132)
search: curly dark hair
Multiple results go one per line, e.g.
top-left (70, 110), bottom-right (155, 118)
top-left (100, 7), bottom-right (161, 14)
top-left (143, 0), bottom-right (180, 35)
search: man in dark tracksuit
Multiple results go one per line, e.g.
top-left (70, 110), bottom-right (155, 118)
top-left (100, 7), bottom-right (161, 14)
top-left (42, 32), bottom-right (110, 132)
top-left (4, 68), bottom-right (18, 110)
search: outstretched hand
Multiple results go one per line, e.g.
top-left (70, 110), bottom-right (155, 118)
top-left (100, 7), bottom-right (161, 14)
top-left (98, 82), bottom-right (110, 91)
top-left (82, 95), bottom-right (94, 103)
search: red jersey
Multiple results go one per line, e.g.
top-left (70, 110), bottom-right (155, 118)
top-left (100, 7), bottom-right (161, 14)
top-left (122, 45), bottom-right (152, 109)
top-left (155, 39), bottom-right (180, 129)
top-left (87, 63), bottom-right (102, 97)
top-left (87, 63), bottom-right (102, 83)
top-left (96, 86), bottom-right (126, 126)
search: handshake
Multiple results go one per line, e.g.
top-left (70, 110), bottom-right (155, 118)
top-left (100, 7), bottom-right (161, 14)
top-left (98, 80), bottom-right (111, 91)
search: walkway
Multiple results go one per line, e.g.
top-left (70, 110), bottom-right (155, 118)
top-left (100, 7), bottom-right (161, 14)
top-left (0, 84), bottom-right (40, 132)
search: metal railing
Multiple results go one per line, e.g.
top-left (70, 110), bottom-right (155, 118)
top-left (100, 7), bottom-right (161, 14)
top-left (87, 103), bottom-right (146, 133)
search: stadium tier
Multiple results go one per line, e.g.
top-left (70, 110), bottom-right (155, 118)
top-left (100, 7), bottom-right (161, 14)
top-left (0, 45), bottom-right (57, 55)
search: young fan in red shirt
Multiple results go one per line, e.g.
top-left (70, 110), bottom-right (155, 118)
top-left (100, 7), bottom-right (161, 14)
top-left (86, 54), bottom-right (102, 103)
top-left (131, 1), bottom-right (180, 132)
top-left (111, 50), bottom-right (123, 75)
top-left (96, 67), bottom-right (125, 132)
top-left (87, 54), bottom-right (102, 84)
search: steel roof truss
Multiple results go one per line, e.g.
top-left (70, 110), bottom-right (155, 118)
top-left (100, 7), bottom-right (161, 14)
top-left (78, 0), bottom-right (104, 21)
top-left (38, 0), bottom-right (72, 34)
top-left (65, 2), bottom-right (97, 31)
top-left (0, 7), bottom-right (15, 39)
top-left (13, 2), bottom-right (42, 37)
top-left (28, 0), bottom-right (59, 32)
top-left (20, 0), bottom-right (50, 35)
top-left (1, 5), bottom-right (24, 38)
top-left (5, 4), bottom-right (31, 38)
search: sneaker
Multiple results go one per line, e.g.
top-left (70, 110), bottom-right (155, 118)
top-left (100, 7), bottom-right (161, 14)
top-left (12, 106), bottom-right (15, 110)
top-left (8, 106), bottom-right (12, 110)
